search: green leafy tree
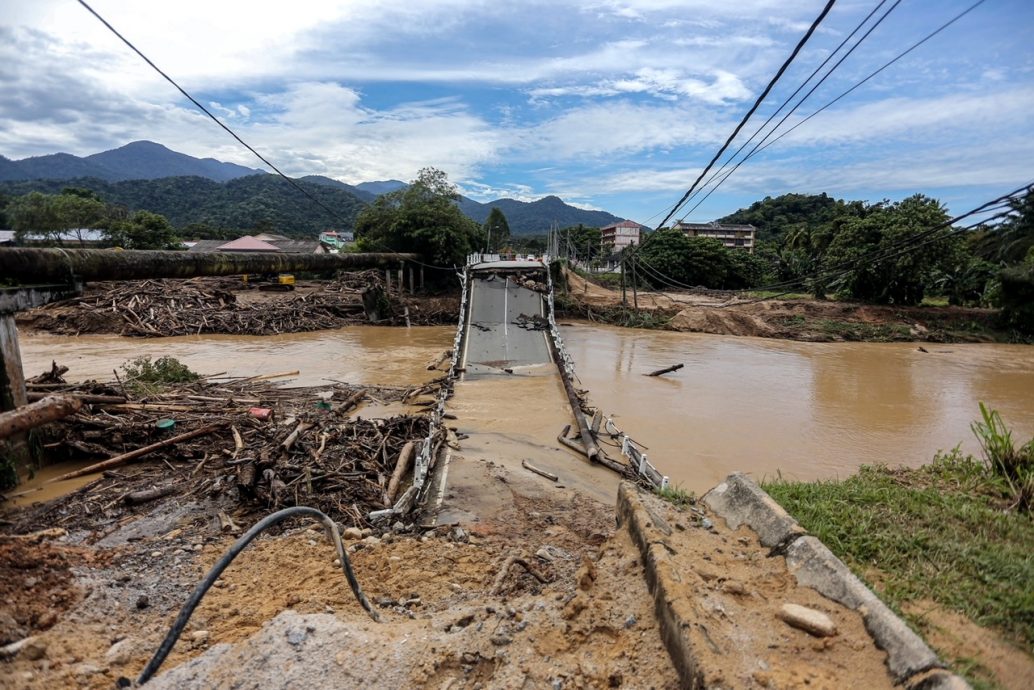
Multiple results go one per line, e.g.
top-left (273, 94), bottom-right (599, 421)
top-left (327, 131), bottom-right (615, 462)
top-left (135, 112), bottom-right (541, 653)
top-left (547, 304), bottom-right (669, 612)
top-left (7, 190), bottom-right (108, 245)
top-left (483, 207), bottom-right (511, 251)
top-left (355, 168), bottom-right (482, 267)
top-left (824, 195), bottom-right (953, 305)
top-left (637, 229), bottom-right (740, 288)
top-left (564, 224), bottom-right (603, 263)
top-left (105, 210), bottom-right (182, 249)
top-left (972, 190), bottom-right (1034, 265)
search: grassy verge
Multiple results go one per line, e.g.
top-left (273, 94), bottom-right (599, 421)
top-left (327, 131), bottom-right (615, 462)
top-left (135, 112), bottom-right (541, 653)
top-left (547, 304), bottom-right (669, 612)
top-left (763, 452), bottom-right (1033, 688)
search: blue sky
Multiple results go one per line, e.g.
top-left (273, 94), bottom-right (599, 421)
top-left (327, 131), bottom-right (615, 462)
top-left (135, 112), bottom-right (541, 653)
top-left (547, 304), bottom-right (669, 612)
top-left (1, 0), bottom-right (1031, 225)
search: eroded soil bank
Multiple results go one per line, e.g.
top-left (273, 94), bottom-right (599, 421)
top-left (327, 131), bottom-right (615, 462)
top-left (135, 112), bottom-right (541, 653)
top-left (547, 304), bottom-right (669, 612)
top-left (562, 269), bottom-right (1013, 343)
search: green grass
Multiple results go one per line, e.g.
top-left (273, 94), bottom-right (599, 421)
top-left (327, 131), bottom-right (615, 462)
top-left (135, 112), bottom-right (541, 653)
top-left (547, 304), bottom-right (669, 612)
top-left (816, 318), bottom-right (913, 341)
top-left (763, 452), bottom-right (1034, 653)
top-left (656, 482), bottom-right (695, 508)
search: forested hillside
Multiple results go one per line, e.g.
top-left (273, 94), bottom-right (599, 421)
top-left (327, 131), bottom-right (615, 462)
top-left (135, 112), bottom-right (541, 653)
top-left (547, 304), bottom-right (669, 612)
top-left (0, 175), bottom-right (364, 235)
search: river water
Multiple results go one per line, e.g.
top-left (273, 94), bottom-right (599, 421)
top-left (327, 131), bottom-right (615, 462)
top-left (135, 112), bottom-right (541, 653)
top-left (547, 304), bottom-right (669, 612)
top-left (16, 323), bottom-right (1034, 496)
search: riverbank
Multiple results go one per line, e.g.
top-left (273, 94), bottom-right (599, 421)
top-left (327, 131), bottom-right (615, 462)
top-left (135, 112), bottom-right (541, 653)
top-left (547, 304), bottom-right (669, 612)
top-left (764, 451), bottom-right (1034, 690)
top-left (561, 269), bottom-right (1018, 343)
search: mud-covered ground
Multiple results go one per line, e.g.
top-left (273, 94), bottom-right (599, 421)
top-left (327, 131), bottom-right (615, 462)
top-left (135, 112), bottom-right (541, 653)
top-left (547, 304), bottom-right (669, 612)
top-left (563, 269), bottom-right (1007, 343)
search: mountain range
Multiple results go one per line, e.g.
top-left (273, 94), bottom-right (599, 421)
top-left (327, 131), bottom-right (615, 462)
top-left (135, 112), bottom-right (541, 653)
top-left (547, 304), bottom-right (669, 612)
top-left (0, 141), bottom-right (624, 235)
top-left (0, 141), bottom-right (264, 183)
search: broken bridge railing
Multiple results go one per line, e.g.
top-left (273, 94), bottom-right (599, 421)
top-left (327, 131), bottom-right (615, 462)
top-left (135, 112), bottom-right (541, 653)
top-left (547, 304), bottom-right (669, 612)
top-left (369, 269), bottom-right (469, 522)
top-left (545, 264), bottom-right (670, 491)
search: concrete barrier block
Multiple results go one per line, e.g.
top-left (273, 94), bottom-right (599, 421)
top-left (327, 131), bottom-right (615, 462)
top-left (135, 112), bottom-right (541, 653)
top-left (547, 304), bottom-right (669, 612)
top-left (702, 472), bottom-right (805, 548)
top-left (862, 601), bottom-right (943, 682)
top-left (784, 536), bottom-right (879, 610)
top-left (786, 536), bottom-right (942, 682)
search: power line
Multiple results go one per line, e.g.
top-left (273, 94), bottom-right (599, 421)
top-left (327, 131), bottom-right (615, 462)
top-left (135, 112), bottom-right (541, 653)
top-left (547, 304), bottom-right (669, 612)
top-left (77, 0), bottom-right (454, 270)
top-left (674, 0), bottom-right (902, 223)
top-left (651, 0), bottom-right (838, 233)
top-left (694, 0), bottom-right (991, 215)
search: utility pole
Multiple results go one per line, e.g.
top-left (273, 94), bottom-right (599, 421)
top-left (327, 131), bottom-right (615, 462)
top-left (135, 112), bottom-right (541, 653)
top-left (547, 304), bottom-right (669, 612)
top-left (630, 253), bottom-right (639, 311)
top-left (620, 252), bottom-right (627, 305)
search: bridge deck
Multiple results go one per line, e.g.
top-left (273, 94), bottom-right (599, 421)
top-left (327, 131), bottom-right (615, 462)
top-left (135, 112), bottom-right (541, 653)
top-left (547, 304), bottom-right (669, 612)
top-left (460, 275), bottom-right (552, 375)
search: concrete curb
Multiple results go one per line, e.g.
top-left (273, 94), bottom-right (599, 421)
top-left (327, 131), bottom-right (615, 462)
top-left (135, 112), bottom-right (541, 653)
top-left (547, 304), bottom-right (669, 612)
top-left (616, 482), bottom-right (704, 689)
top-left (702, 473), bottom-right (969, 688)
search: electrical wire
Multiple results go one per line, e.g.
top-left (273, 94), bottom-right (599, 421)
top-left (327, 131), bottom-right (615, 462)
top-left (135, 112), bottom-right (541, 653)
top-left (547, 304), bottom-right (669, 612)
top-left (709, 0), bottom-right (990, 201)
top-left (77, 0), bottom-right (455, 271)
top-left (652, 0), bottom-right (838, 233)
top-left (674, 0), bottom-right (902, 223)
top-left (136, 506), bottom-right (378, 685)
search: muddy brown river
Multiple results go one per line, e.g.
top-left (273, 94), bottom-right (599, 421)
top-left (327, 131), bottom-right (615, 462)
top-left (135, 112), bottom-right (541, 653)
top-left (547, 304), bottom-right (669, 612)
top-left (18, 323), bottom-right (1034, 496)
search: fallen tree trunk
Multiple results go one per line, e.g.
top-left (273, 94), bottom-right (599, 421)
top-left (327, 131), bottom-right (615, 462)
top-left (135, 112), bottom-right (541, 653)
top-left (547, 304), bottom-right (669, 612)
top-left (0, 395), bottom-right (81, 440)
top-left (385, 441), bottom-right (416, 505)
top-left (646, 363), bottom-right (684, 377)
top-left (47, 422), bottom-right (226, 483)
top-left (26, 392), bottom-right (126, 405)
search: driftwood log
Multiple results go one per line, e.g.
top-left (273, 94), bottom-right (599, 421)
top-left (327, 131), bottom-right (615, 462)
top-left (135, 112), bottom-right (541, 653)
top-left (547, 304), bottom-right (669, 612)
top-left (47, 422), bottom-right (226, 482)
top-left (0, 396), bottom-right (82, 440)
top-left (385, 441), bottom-right (416, 505)
top-left (646, 363), bottom-right (684, 377)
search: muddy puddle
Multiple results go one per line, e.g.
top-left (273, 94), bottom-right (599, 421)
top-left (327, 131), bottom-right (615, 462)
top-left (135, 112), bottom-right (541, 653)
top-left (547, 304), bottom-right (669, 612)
top-left (443, 365), bottom-right (621, 522)
top-left (561, 322), bottom-right (1034, 494)
top-left (18, 326), bottom-right (454, 388)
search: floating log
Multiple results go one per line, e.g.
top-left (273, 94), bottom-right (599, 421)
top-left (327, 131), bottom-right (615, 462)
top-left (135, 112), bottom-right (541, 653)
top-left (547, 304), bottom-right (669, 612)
top-left (46, 422), bottom-right (225, 483)
top-left (0, 395), bottom-right (81, 440)
top-left (646, 363), bottom-right (684, 377)
top-left (385, 441), bottom-right (416, 505)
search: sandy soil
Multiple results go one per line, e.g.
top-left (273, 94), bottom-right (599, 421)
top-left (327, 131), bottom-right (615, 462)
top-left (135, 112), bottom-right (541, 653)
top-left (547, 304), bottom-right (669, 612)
top-left (904, 600), bottom-right (1034, 690)
top-left (564, 269), bottom-right (1003, 343)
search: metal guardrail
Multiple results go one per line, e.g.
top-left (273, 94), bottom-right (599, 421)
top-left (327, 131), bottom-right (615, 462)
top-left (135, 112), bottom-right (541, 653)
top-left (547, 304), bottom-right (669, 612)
top-left (369, 270), bottom-right (469, 521)
top-left (545, 264), bottom-right (670, 491)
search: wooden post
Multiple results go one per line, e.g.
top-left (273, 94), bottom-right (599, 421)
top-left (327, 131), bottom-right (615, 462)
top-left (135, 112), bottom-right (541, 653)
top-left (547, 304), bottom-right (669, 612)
top-left (397, 266), bottom-right (404, 296)
top-left (0, 315), bottom-right (27, 412)
top-left (419, 266), bottom-right (425, 291)
top-left (620, 255), bottom-right (627, 305)
top-left (408, 265), bottom-right (414, 294)
top-left (385, 268), bottom-right (392, 293)
top-left (0, 313), bottom-right (31, 480)
top-left (631, 256), bottom-right (639, 311)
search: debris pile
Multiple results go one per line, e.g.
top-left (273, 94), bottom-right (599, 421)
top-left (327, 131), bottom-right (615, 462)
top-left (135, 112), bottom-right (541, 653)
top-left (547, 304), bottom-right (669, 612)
top-left (21, 276), bottom-right (379, 337)
top-left (5, 366), bottom-right (445, 533)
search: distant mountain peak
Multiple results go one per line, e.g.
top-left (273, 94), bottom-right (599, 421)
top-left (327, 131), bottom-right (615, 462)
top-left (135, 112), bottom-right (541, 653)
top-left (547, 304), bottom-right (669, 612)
top-left (0, 141), bottom-right (264, 183)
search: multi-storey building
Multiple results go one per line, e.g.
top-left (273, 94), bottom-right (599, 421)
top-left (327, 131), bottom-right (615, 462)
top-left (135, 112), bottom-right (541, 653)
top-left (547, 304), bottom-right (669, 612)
top-left (676, 222), bottom-right (756, 253)
top-left (600, 220), bottom-right (643, 253)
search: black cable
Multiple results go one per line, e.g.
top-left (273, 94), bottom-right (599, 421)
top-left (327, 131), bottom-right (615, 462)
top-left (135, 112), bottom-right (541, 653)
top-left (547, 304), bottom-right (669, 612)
top-left (77, 0), bottom-right (454, 272)
top-left (747, 0), bottom-right (989, 166)
top-left (675, 0), bottom-right (902, 222)
top-left (136, 506), bottom-right (378, 685)
top-left (652, 0), bottom-right (838, 233)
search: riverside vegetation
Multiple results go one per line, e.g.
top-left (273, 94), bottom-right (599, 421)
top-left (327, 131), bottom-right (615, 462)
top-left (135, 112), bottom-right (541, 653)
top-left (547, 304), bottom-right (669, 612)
top-left (764, 405), bottom-right (1034, 689)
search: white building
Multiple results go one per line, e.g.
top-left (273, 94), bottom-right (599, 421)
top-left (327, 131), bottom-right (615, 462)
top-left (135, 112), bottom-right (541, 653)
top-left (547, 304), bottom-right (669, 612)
top-left (600, 220), bottom-right (643, 253)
